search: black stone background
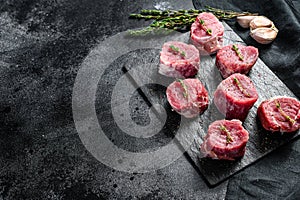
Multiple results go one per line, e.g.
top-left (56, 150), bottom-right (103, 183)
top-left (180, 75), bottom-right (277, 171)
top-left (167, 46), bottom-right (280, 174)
top-left (0, 0), bottom-right (299, 199)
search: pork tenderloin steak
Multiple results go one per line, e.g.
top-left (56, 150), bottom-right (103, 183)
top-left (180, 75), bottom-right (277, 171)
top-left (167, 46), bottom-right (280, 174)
top-left (216, 44), bottom-right (259, 78)
top-left (190, 12), bottom-right (224, 55)
top-left (257, 96), bottom-right (300, 133)
top-left (159, 41), bottom-right (200, 78)
top-left (166, 78), bottom-right (209, 118)
top-left (201, 119), bottom-right (249, 160)
top-left (214, 73), bottom-right (258, 121)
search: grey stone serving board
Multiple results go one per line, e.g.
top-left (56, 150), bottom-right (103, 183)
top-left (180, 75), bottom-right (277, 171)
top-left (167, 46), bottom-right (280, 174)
top-left (123, 22), bottom-right (300, 186)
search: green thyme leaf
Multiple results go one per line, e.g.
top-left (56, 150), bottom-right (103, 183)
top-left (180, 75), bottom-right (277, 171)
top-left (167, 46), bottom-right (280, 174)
top-left (198, 18), bottom-right (212, 35)
top-left (169, 45), bottom-right (186, 57)
top-left (220, 125), bottom-right (234, 144)
top-left (177, 79), bottom-right (188, 98)
top-left (233, 77), bottom-right (251, 97)
top-left (232, 44), bottom-right (244, 61)
top-left (275, 101), bottom-right (296, 125)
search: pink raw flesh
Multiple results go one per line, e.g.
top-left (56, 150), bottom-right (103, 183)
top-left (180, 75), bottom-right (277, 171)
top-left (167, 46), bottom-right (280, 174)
top-left (166, 78), bottom-right (209, 118)
top-left (214, 73), bottom-right (258, 121)
top-left (216, 44), bottom-right (259, 78)
top-left (190, 12), bottom-right (224, 55)
top-left (201, 119), bottom-right (249, 160)
top-left (257, 96), bottom-right (300, 133)
top-left (159, 41), bottom-right (200, 78)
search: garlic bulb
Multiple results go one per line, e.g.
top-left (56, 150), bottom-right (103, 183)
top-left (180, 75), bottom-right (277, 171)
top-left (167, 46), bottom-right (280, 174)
top-left (249, 16), bottom-right (278, 44)
top-left (237, 15), bottom-right (257, 28)
top-left (249, 16), bottom-right (273, 29)
top-left (250, 27), bottom-right (278, 44)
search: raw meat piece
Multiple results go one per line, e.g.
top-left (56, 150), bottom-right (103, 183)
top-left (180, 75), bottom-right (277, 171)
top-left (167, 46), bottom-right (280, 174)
top-left (201, 119), bottom-right (249, 160)
top-left (190, 12), bottom-right (224, 55)
top-left (257, 96), bottom-right (300, 133)
top-left (159, 41), bottom-right (200, 78)
top-left (214, 73), bottom-right (258, 121)
top-left (166, 78), bottom-right (209, 118)
top-left (216, 44), bottom-right (259, 78)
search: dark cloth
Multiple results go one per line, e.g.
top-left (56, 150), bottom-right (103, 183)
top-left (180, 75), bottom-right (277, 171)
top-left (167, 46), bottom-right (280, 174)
top-left (193, 1), bottom-right (300, 199)
top-left (193, 0), bottom-right (300, 98)
top-left (226, 142), bottom-right (300, 199)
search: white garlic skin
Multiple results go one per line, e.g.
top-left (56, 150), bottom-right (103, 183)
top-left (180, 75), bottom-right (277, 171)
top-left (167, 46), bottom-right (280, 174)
top-left (250, 27), bottom-right (278, 44)
top-left (249, 16), bottom-right (278, 44)
top-left (249, 16), bottom-right (273, 29)
top-left (237, 15), bottom-right (257, 28)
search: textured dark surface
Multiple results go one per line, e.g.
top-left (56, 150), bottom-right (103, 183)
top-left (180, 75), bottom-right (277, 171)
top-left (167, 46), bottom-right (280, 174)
top-left (0, 0), bottom-right (299, 199)
top-left (0, 0), bottom-right (228, 199)
top-left (226, 141), bottom-right (300, 200)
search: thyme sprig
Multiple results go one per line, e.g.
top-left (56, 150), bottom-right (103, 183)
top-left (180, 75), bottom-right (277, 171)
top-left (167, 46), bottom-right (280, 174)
top-left (129, 6), bottom-right (258, 35)
top-left (232, 44), bottom-right (244, 61)
top-left (169, 45), bottom-right (186, 57)
top-left (275, 101), bottom-right (296, 125)
top-left (177, 79), bottom-right (188, 98)
top-left (199, 19), bottom-right (212, 35)
top-left (205, 6), bottom-right (258, 19)
top-left (233, 77), bottom-right (251, 97)
top-left (220, 125), bottom-right (234, 144)
top-left (130, 9), bottom-right (200, 20)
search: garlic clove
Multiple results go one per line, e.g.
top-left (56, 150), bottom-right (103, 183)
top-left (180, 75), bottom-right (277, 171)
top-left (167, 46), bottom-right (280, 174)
top-left (250, 27), bottom-right (278, 44)
top-left (249, 16), bottom-right (273, 29)
top-left (237, 15), bottom-right (257, 28)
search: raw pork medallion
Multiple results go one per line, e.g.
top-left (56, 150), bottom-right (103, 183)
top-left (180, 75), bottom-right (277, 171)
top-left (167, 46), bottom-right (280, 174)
top-left (190, 12), bottom-right (224, 54)
top-left (201, 119), bottom-right (249, 160)
top-left (216, 44), bottom-right (259, 78)
top-left (159, 41), bottom-right (200, 78)
top-left (166, 78), bottom-right (209, 118)
top-left (257, 96), bottom-right (300, 133)
top-left (214, 73), bottom-right (258, 121)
